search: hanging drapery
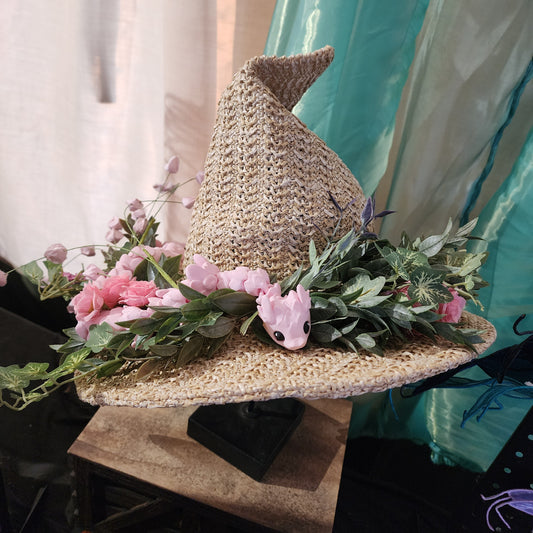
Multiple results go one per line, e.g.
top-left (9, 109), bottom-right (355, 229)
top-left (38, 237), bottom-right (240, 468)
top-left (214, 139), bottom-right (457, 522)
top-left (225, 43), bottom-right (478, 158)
top-left (264, 0), bottom-right (430, 196)
top-left (265, 0), bottom-right (533, 471)
top-left (0, 0), bottom-right (276, 269)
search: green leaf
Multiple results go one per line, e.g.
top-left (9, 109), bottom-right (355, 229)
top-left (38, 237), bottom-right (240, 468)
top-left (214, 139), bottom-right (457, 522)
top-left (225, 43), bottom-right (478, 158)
top-left (162, 255), bottom-right (183, 281)
top-left (154, 315), bottom-right (183, 342)
top-left (19, 261), bottom-right (44, 286)
top-left (310, 297), bottom-right (337, 321)
top-left (126, 317), bottom-right (163, 336)
top-left (149, 344), bottom-right (179, 357)
top-left (198, 316), bottom-right (236, 338)
top-left (418, 219), bottom-right (452, 257)
top-left (0, 362), bottom-right (49, 391)
top-left (329, 296), bottom-right (348, 317)
top-left (135, 359), bottom-right (162, 380)
top-left (342, 274), bottom-right (386, 304)
top-left (43, 260), bottom-right (64, 281)
top-left (309, 239), bottom-right (317, 264)
top-left (355, 294), bottom-right (391, 309)
top-left (408, 268), bottom-right (451, 306)
top-left (355, 333), bottom-right (376, 350)
top-left (311, 323), bottom-right (342, 343)
top-left (177, 335), bottom-right (204, 366)
top-left (210, 291), bottom-right (257, 316)
top-left (456, 252), bottom-right (488, 277)
top-left (85, 323), bottom-right (116, 353)
top-left (240, 311), bottom-right (258, 335)
top-left (178, 282), bottom-right (205, 301)
top-left (106, 332), bottom-right (137, 356)
top-left (96, 359), bottom-right (124, 377)
top-left (180, 299), bottom-right (212, 321)
top-left (59, 347), bottom-right (92, 371)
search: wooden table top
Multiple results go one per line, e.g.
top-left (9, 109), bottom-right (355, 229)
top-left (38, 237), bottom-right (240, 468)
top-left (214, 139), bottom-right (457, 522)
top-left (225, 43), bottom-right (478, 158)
top-left (69, 398), bottom-right (352, 533)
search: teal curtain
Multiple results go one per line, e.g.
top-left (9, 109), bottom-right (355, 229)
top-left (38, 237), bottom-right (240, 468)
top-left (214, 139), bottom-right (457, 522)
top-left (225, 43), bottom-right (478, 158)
top-left (265, 0), bottom-right (533, 471)
top-left (264, 0), bottom-right (429, 196)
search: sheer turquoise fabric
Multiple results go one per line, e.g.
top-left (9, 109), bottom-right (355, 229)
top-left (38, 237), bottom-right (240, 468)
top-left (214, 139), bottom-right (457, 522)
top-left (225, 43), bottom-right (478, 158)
top-left (266, 0), bottom-right (533, 472)
top-left (264, 0), bottom-right (429, 195)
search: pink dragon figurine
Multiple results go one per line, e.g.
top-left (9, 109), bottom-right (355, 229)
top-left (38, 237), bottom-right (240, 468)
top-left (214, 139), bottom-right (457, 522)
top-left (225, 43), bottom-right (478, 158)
top-left (182, 254), bottom-right (311, 350)
top-left (256, 283), bottom-right (311, 350)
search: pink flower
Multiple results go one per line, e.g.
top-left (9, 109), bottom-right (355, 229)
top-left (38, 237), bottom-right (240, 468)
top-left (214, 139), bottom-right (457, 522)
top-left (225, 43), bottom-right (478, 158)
top-left (70, 284), bottom-right (105, 322)
top-left (119, 280), bottom-right (158, 307)
top-left (100, 275), bottom-right (131, 308)
top-left (0, 269), bottom-right (8, 287)
top-left (161, 241), bottom-right (185, 257)
top-left (133, 216), bottom-right (148, 235)
top-left (128, 199), bottom-right (145, 220)
top-left (182, 197), bottom-right (195, 209)
top-left (44, 243), bottom-right (68, 264)
top-left (149, 288), bottom-right (187, 308)
top-left (63, 271), bottom-right (77, 282)
top-left (81, 246), bottom-right (96, 257)
top-left (183, 254), bottom-right (219, 295)
top-left (195, 170), bottom-right (205, 184)
top-left (84, 264), bottom-right (105, 281)
top-left (105, 228), bottom-right (123, 244)
top-left (108, 216), bottom-right (122, 230)
top-left (165, 155), bottom-right (180, 174)
top-left (437, 289), bottom-right (466, 323)
top-left (153, 182), bottom-right (175, 193)
top-left (127, 199), bottom-right (143, 212)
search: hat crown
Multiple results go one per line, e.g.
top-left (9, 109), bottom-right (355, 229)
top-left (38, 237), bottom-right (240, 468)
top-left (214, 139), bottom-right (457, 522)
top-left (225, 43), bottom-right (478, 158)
top-left (184, 46), bottom-right (367, 280)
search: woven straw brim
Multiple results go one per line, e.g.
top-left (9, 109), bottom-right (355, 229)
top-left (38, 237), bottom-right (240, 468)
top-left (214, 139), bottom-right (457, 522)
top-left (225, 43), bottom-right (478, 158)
top-left (75, 312), bottom-right (495, 408)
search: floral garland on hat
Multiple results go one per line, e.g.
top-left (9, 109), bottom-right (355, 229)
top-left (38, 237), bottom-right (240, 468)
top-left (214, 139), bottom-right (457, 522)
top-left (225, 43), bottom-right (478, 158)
top-left (0, 157), bottom-right (488, 410)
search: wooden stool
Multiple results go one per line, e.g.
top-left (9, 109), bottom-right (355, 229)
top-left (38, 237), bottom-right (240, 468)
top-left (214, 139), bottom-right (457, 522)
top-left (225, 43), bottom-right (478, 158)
top-left (69, 398), bottom-right (352, 532)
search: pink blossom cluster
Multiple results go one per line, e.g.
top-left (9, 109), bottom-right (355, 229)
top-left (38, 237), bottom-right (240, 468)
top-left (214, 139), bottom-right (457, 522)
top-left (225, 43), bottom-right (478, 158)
top-left (69, 274), bottom-right (157, 339)
top-left (397, 285), bottom-right (466, 323)
top-left (71, 242), bottom-right (185, 339)
top-left (183, 254), bottom-right (271, 296)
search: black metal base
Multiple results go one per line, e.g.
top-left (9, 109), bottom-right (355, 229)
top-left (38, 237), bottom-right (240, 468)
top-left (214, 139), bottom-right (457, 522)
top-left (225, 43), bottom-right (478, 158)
top-left (187, 399), bottom-right (305, 481)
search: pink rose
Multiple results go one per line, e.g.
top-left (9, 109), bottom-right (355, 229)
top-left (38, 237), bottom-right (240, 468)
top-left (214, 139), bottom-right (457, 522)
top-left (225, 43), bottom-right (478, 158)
top-left (183, 254), bottom-right (219, 295)
top-left (44, 243), bottom-right (68, 264)
top-left (119, 280), bottom-right (158, 307)
top-left (195, 170), bottom-right (205, 184)
top-left (0, 269), bottom-right (8, 287)
top-left (100, 275), bottom-right (131, 308)
top-left (70, 284), bottom-right (105, 322)
top-left (437, 289), bottom-right (466, 323)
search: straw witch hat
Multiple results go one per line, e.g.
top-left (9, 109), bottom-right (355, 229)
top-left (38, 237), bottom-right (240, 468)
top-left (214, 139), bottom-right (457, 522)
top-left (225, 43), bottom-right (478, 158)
top-left (77, 46), bottom-right (495, 408)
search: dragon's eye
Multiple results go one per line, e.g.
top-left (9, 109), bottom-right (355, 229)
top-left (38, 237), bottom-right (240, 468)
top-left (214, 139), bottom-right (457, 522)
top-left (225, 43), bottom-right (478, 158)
top-left (303, 321), bottom-right (310, 334)
top-left (274, 331), bottom-right (285, 341)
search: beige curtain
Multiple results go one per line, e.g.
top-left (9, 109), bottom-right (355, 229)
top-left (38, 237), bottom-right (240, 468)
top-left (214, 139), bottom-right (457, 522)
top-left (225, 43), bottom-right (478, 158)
top-left (0, 0), bottom-right (275, 270)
